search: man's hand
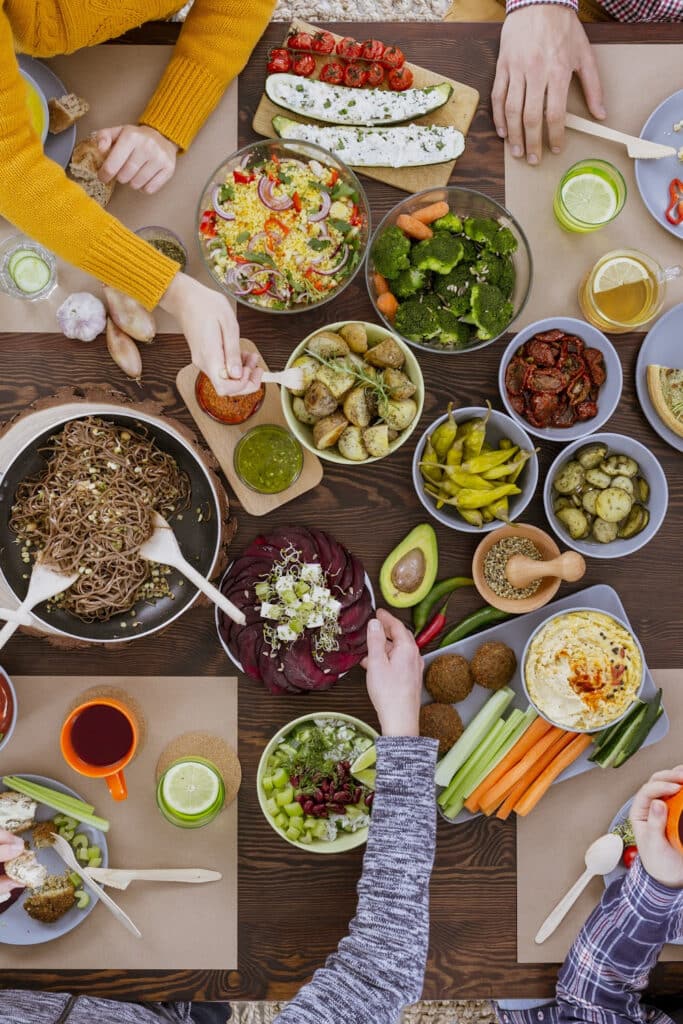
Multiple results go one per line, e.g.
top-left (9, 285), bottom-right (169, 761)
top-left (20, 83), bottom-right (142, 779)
top-left (492, 5), bottom-right (606, 164)
top-left (630, 766), bottom-right (683, 890)
top-left (363, 609), bottom-right (423, 738)
top-left (0, 829), bottom-right (25, 902)
top-left (96, 125), bottom-right (178, 194)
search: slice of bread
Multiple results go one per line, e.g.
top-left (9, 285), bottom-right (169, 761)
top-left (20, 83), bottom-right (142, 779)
top-left (69, 138), bottom-right (115, 209)
top-left (48, 93), bottom-right (89, 135)
top-left (5, 850), bottom-right (47, 889)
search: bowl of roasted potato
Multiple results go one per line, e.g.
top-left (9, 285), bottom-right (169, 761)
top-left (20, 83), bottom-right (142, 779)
top-left (543, 433), bottom-right (668, 558)
top-left (282, 321), bottom-right (424, 465)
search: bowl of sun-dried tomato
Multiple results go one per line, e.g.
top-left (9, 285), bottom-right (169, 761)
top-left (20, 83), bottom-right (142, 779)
top-left (195, 371), bottom-right (266, 425)
top-left (498, 316), bottom-right (622, 442)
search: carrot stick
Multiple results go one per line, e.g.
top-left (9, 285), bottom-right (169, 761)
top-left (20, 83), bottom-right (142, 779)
top-left (412, 200), bottom-right (449, 225)
top-left (495, 733), bottom-right (574, 821)
top-left (464, 717), bottom-right (552, 813)
top-left (514, 734), bottom-right (593, 817)
top-left (373, 272), bottom-right (390, 295)
top-left (396, 213), bottom-right (433, 240)
top-left (479, 726), bottom-right (565, 816)
top-left (377, 291), bottom-right (399, 319)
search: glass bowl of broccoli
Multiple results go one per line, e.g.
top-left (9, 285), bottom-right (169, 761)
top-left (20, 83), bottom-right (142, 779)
top-left (366, 186), bottom-right (532, 353)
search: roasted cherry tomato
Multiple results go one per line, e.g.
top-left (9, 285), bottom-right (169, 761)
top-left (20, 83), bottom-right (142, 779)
top-left (343, 63), bottom-right (368, 88)
top-left (287, 31), bottom-right (314, 51)
top-left (292, 53), bottom-right (316, 77)
top-left (233, 169), bottom-right (255, 185)
top-left (360, 39), bottom-right (385, 62)
top-left (267, 47), bottom-right (291, 74)
top-left (311, 30), bottom-right (336, 54)
top-left (199, 209), bottom-right (218, 238)
top-left (381, 45), bottom-right (405, 69)
top-left (388, 66), bottom-right (414, 91)
top-left (365, 62), bottom-right (385, 87)
top-left (320, 61), bottom-right (345, 86)
top-left (622, 845), bottom-right (638, 869)
top-left (336, 36), bottom-right (363, 61)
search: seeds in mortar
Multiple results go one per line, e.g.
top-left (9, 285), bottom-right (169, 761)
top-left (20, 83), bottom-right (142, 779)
top-left (483, 537), bottom-right (542, 600)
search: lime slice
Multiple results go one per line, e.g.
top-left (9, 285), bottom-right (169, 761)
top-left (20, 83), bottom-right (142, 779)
top-left (161, 760), bottom-right (221, 816)
top-left (352, 768), bottom-right (376, 788)
top-left (351, 745), bottom-right (376, 775)
top-left (10, 254), bottom-right (51, 294)
top-left (593, 256), bottom-right (649, 294)
top-left (561, 172), bottom-right (618, 226)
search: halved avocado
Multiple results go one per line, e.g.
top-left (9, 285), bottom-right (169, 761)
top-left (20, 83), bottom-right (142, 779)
top-left (379, 524), bottom-right (438, 608)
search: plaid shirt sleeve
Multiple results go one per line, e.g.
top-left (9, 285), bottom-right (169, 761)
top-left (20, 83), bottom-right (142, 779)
top-left (506, 0), bottom-right (579, 13)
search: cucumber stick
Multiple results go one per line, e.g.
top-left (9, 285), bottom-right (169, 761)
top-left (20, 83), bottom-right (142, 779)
top-left (434, 687), bottom-right (515, 788)
top-left (438, 718), bottom-right (508, 812)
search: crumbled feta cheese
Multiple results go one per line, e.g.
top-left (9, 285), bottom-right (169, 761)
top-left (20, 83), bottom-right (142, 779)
top-left (277, 624), bottom-right (298, 643)
top-left (260, 602), bottom-right (281, 620)
top-left (301, 563), bottom-right (323, 583)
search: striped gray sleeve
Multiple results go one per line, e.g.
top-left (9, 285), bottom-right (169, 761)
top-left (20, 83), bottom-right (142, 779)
top-left (275, 735), bottom-right (439, 1024)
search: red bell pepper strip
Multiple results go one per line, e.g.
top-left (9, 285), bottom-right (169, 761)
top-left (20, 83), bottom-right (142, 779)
top-left (292, 191), bottom-right (302, 213)
top-left (199, 209), bottom-right (218, 237)
top-left (251, 280), bottom-right (272, 296)
top-left (233, 169), bottom-right (255, 185)
top-left (666, 178), bottom-right (683, 225)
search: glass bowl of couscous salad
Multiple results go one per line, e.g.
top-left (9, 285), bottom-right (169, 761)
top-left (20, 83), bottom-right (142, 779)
top-left (197, 140), bottom-right (370, 313)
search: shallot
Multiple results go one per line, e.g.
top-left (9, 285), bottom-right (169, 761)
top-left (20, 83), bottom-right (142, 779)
top-left (103, 286), bottom-right (156, 344)
top-left (106, 318), bottom-right (142, 381)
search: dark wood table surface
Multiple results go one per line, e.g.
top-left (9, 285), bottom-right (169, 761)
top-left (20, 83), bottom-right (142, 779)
top-left (1, 17), bottom-right (681, 1004)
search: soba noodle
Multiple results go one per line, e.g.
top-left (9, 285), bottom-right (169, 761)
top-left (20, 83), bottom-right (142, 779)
top-left (9, 417), bottom-right (191, 622)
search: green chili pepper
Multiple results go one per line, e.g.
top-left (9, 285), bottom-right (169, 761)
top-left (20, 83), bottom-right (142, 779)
top-left (462, 447), bottom-right (518, 475)
top-left (455, 483), bottom-right (520, 510)
top-left (419, 438), bottom-right (442, 484)
top-left (412, 576), bottom-right (474, 633)
top-left (438, 606), bottom-right (511, 648)
top-left (462, 405), bottom-right (491, 460)
top-left (431, 402), bottom-right (458, 460)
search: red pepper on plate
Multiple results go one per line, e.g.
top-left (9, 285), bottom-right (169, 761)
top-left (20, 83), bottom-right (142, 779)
top-left (267, 47), bottom-right (291, 74)
top-left (292, 53), bottom-right (316, 77)
top-left (415, 598), bottom-right (450, 650)
top-left (665, 178), bottom-right (683, 225)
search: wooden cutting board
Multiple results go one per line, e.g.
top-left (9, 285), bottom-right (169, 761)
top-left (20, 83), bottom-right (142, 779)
top-left (252, 19), bottom-right (480, 193)
top-left (176, 339), bottom-right (323, 517)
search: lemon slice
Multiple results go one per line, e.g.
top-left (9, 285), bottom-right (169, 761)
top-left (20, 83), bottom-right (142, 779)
top-left (352, 768), bottom-right (376, 788)
top-left (351, 745), bottom-right (377, 775)
top-left (161, 761), bottom-right (221, 816)
top-left (592, 256), bottom-right (649, 294)
top-left (561, 172), bottom-right (618, 225)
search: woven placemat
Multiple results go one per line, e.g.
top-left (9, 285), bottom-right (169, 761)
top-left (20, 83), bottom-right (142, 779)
top-left (156, 731), bottom-right (241, 807)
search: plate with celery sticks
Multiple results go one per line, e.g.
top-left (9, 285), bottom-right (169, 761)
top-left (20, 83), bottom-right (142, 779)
top-left (0, 774), bottom-right (109, 944)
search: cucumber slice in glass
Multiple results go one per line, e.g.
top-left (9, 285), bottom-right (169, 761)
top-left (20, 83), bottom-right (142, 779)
top-left (7, 247), bottom-right (34, 276)
top-left (10, 254), bottom-right (51, 294)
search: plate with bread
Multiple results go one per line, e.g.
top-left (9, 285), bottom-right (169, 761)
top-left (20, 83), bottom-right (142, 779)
top-left (636, 303), bottom-right (683, 452)
top-left (17, 55), bottom-right (88, 171)
top-left (0, 775), bottom-right (108, 945)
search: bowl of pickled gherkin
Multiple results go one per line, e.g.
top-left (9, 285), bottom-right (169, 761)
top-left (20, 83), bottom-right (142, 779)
top-left (412, 404), bottom-right (539, 533)
top-left (543, 434), bottom-right (668, 558)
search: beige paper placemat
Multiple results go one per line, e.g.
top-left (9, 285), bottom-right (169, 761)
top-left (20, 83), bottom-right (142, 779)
top-left (0, 674), bottom-right (238, 969)
top-left (517, 669), bottom-right (682, 963)
top-left (505, 45), bottom-right (683, 328)
top-left (0, 45), bottom-right (237, 332)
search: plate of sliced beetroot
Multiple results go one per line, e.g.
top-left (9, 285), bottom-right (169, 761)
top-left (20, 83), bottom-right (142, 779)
top-left (498, 316), bottom-right (622, 442)
top-left (216, 526), bottom-right (374, 694)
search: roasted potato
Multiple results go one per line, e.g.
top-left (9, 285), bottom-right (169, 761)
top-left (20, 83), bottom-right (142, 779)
top-left (313, 411), bottom-right (349, 450)
top-left (307, 331), bottom-right (350, 360)
top-left (363, 424), bottom-right (390, 458)
top-left (381, 398), bottom-right (418, 431)
top-left (338, 425), bottom-right (368, 461)
top-left (339, 323), bottom-right (368, 354)
top-left (383, 368), bottom-right (417, 400)
top-left (314, 362), bottom-right (355, 400)
top-left (304, 380), bottom-right (338, 418)
top-left (289, 355), bottom-right (319, 396)
top-left (292, 396), bottom-right (320, 425)
top-left (343, 387), bottom-right (372, 428)
top-left (365, 337), bottom-right (405, 369)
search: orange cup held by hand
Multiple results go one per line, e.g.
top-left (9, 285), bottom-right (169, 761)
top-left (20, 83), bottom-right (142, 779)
top-left (60, 698), bottom-right (138, 801)
top-left (665, 788), bottom-right (683, 855)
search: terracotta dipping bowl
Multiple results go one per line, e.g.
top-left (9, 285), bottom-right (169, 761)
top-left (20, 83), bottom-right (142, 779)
top-left (472, 523), bottom-right (562, 614)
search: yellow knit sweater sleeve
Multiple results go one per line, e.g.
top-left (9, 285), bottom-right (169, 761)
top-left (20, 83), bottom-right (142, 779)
top-left (0, 4), bottom-right (179, 310)
top-left (139, 0), bottom-right (276, 152)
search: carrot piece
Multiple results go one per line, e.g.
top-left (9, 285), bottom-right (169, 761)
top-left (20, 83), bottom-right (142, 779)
top-left (479, 726), bottom-right (565, 816)
top-left (377, 291), bottom-right (399, 319)
top-left (495, 733), bottom-right (574, 821)
top-left (412, 200), bottom-right (450, 225)
top-left (373, 272), bottom-right (390, 296)
top-left (396, 213), bottom-right (433, 240)
top-left (513, 734), bottom-right (593, 817)
top-left (464, 717), bottom-right (553, 814)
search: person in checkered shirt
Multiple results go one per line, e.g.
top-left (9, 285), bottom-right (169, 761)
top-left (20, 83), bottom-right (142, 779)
top-left (492, 0), bottom-right (683, 165)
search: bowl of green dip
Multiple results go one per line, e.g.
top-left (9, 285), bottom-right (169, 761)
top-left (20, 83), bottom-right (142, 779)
top-left (234, 424), bottom-right (303, 494)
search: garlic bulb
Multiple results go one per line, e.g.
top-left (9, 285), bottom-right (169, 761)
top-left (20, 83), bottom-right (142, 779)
top-left (56, 292), bottom-right (107, 342)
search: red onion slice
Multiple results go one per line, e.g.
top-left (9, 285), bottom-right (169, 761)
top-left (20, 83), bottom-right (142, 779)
top-left (257, 175), bottom-right (293, 211)
top-left (212, 186), bottom-right (236, 221)
top-left (310, 244), bottom-right (348, 277)
top-left (308, 191), bottom-right (331, 223)
top-left (247, 232), bottom-right (268, 251)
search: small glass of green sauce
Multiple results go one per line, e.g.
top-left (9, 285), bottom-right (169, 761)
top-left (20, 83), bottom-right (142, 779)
top-left (234, 425), bottom-right (303, 495)
top-left (135, 225), bottom-right (188, 272)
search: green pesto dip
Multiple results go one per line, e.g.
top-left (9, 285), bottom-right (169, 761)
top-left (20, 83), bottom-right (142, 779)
top-left (234, 425), bottom-right (303, 494)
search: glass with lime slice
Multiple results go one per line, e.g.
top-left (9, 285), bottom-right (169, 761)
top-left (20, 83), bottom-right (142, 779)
top-left (0, 234), bottom-right (56, 300)
top-left (553, 159), bottom-right (626, 233)
top-left (156, 757), bottom-right (225, 829)
top-left (579, 249), bottom-right (681, 332)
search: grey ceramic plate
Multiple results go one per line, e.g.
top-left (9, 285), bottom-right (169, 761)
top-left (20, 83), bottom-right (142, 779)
top-left (425, 584), bottom-right (670, 824)
top-left (0, 774), bottom-right (108, 946)
top-left (635, 89), bottom-right (683, 239)
top-left (635, 304), bottom-right (683, 453)
top-left (17, 55), bottom-right (76, 170)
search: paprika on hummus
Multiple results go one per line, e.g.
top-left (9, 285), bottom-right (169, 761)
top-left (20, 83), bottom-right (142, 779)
top-left (524, 610), bottom-right (642, 731)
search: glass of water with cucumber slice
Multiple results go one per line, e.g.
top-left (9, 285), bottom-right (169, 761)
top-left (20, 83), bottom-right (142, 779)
top-left (0, 234), bottom-right (56, 300)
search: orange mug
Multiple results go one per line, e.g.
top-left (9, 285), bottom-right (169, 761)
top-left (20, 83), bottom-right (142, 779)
top-left (665, 788), bottom-right (683, 855)
top-left (60, 698), bottom-right (138, 801)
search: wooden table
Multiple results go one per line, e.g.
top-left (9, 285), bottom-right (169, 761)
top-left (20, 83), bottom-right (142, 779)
top-left (1, 18), bottom-right (681, 1004)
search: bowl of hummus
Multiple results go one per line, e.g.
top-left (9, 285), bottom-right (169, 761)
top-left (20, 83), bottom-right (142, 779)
top-left (522, 608), bottom-right (644, 732)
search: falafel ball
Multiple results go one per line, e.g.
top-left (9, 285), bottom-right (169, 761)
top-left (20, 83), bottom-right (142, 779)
top-left (425, 653), bottom-right (474, 704)
top-left (419, 702), bottom-right (464, 757)
top-left (470, 641), bottom-right (517, 691)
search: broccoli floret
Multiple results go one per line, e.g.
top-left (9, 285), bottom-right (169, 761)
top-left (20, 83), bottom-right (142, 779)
top-left (435, 309), bottom-right (472, 349)
top-left (372, 225), bottom-right (411, 280)
top-left (392, 266), bottom-right (428, 299)
top-left (497, 258), bottom-right (516, 299)
top-left (489, 225), bottom-right (518, 256)
top-left (460, 238), bottom-right (478, 263)
top-left (433, 264), bottom-right (473, 317)
top-left (432, 211), bottom-right (463, 233)
top-left (410, 232), bottom-right (464, 275)
top-left (419, 292), bottom-right (442, 312)
top-left (462, 283), bottom-right (514, 342)
top-left (473, 252), bottom-right (505, 287)
top-left (394, 298), bottom-right (440, 342)
top-left (464, 217), bottom-right (500, 248)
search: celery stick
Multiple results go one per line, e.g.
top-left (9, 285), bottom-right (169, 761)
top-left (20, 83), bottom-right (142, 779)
top-left (438, 718), bottom-right (508, 808)
top-left (434, 687), bottom-right (515, 787)
top-left (3, 777), bottom-right (96, 817)
top-left (3, 776), bottom-right (109, 832)
top-left (462, 707), bottom-right (537, 799)
top-left (440, 713), bottom-right (521, 818)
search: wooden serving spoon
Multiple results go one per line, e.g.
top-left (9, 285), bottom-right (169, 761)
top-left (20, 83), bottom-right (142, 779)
top-left (505, 550), bottom-right (586, 590)
top-left (0, 559), bottom-right (78, 653)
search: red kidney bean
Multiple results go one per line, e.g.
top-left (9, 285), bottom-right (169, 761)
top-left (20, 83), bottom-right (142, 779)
top-left (314, 788), bottom-right (324, 803)
top-left (365, 792), bottom-right (374, 808)
top-left (331, 804), bottom-right (346, 815)
top-left (353, 789), bottom-right (362, 803)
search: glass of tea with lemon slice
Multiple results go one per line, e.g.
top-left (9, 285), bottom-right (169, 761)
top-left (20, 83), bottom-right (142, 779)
top-left (579, 249), bottom-right (681, 333)
top-left (554, 159), bottom-right (626, 233)
top-left (157, 757), bottom-right (225, 829)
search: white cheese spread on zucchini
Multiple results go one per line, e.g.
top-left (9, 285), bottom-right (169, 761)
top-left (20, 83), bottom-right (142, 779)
top-left (273, 117), bottom-right (465, 167)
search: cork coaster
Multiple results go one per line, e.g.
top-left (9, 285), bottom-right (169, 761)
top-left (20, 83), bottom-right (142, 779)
top-left (155, 731), bottom-right (241, 808)
top-left (65, 684), bottom-right (148, 754)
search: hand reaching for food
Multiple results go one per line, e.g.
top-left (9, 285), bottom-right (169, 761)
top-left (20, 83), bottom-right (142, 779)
top-left (630, 766), bottom-right (683, 890)
top-left (0, 829), bottom-right (25, 900)
top-left (95, 124), bottom-right (178, 194)
top-left (363, 609), bottom-right (423, 738)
